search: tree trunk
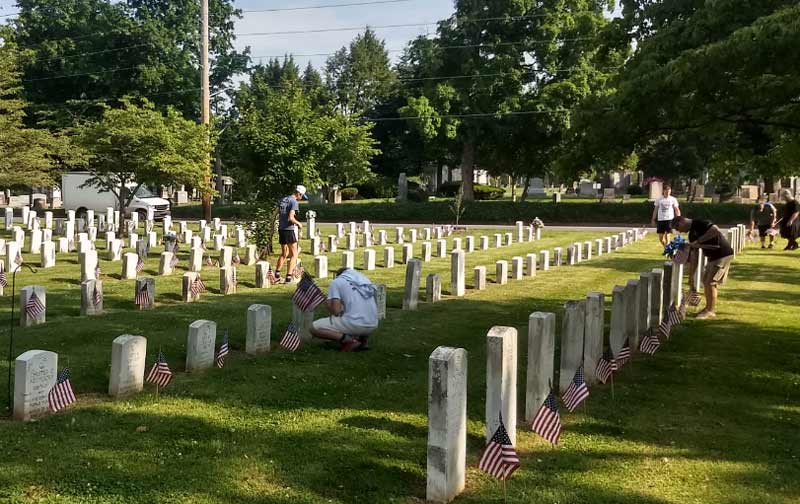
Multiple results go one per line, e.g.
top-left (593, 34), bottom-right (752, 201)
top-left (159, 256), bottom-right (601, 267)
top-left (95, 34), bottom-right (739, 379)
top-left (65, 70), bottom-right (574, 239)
top-left (460, 142), bottom-right (475, 201)
top-left (519, 176), bottom-right (531, 202)
top-left (510, 176), bottom-right (517, 202)
top-left (214, 155), bottom-right (224, 204)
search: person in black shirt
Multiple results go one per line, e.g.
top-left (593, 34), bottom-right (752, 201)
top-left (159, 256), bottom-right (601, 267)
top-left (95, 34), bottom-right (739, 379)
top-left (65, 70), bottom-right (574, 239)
top-left (779, 189), bottom-right (799, 250)
top-left (672, 216), bottom-right (734, 320)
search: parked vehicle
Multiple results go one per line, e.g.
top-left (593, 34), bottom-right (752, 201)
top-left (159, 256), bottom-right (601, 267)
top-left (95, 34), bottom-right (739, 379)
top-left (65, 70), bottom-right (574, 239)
top-left (61, 172), bottom-right (171, 221)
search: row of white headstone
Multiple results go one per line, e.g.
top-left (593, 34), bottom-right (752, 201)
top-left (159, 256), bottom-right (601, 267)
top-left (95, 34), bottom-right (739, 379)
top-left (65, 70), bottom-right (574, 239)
top-left (425, 224), bottom-right (748, 503)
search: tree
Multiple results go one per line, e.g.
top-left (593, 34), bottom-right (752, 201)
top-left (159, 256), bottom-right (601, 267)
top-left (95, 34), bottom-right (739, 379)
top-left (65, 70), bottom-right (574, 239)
top-left (14, 0), bottom-right (250, 124)
top-left (576, 1), bottom-right (800, 182)
top-left (316, 113), bottom-right (380, 189)
top-left (325, 28), bottom-right (397, 117)
top-left (74, 99), bottom-right (213, 212)
top-left (0, 32), bottom-right (79, 188)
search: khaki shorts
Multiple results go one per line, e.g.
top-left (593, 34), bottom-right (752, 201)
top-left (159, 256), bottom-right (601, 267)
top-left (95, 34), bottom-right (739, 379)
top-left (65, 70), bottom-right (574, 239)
top-left (702, 255), bottom-right (733, 286)
top-left (313, 316), bottom-right (377, 337)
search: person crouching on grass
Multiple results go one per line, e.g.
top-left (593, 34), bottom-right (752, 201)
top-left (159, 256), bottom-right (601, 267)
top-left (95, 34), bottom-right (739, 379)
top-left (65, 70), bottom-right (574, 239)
top-left (310, 268), bottom-right (379, 352)
top-left (651, 185), bottom-right (681, 247)
top-left (672, 216), bottom-right (734, 320)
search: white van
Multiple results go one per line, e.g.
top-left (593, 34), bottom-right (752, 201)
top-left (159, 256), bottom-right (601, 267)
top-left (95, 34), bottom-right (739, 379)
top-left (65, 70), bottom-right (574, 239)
top-left (61, 172), bottom-right (171, 221)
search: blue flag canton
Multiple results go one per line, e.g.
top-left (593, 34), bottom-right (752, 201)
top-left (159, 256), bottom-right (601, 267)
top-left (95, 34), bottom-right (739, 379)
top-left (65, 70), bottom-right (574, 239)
top-left (57, 368), bottom-right (72, 383)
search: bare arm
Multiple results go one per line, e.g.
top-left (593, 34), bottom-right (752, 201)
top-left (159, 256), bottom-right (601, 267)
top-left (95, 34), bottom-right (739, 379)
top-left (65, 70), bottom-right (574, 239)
top-left (327, 298), bottom-right (343, 316)
top-left (651, 205), bottom-right (658, 224)
top-left (789, 211), bottom-right (800, 226)
top-left (673, 203), bottom-right (681, 217)
top-left (288, 209), bottom-right (302, 228)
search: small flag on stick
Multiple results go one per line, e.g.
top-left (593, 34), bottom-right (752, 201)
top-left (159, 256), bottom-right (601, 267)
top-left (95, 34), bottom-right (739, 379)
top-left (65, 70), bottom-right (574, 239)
top-left (616, 342), bottom-right (631, 368)
top-left (216, 330), bottom-right (230, 368)
top-left (639, 330), bottom-right (660, 355)
top-left (0, 264), bottom-right (7, 288)
top-left (267, 266), bottom-right (277, 285)
top-left (146, 352), bottom-right (172, 388)
top-left (25, 292), bottom-right (45, 319)
top-left (562, 367), bottom-right (590, 412)
top-left (190, 276), bottom-right (206, 296)
top-left (280, 322), bottom-right (300, 352)
top-left (48, 368), bottom-right (76, 412)
top-left (136, 257), bottom-right (145, 273)
top-left (477, 414), bottom-right (520, 481)
top-left (595, 354), bottom-right (614, 384)
top-left (292, 274), bottom-right (326, 312)
top-left (92, 285), bottom-right (102, 306)
top-left (134, 283), bottom-right (151, 308)
top-left (531, 392), bottom-right (562, 445)
top-left (687, 291), bottom-right (702, 307)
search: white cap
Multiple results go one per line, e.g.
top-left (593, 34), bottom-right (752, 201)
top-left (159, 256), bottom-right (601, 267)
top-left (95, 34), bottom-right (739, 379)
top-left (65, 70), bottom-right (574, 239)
top-left (295, 185), bottom-right (308, 199)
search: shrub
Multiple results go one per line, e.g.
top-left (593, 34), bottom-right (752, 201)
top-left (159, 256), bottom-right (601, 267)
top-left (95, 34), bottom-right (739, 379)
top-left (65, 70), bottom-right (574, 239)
top-left (355, 177), bottom-right (395, 199)
top-left (627, 185), bottom-right (645, 196)
top-left (437, 181), bottom-right (462, 197)
top-left (474, 184), bottom-right (505, 200)
top-left (340, 187), bottom-right (359, 200)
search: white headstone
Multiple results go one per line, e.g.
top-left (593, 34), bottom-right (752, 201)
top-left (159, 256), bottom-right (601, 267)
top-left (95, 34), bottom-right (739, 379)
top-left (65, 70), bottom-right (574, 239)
top-left (122, 253), bottom-right (139, 279)
top-left (473, 266), bottom-right (486, 290)
top-left (247, 304), bottom-right (272, 355)
top-left (342, 251), bottom-right (355, 269)
top-left (79, 250), bottom-right (98, 282)
top-left (525, 312), bottom-right (555, 424)
top-left (364, 249), bottom-right (376, 270)
top-left (485, 326), bottom-right (517, 445)
top-left (559, 300), bottom-right (586, 394)
top-left (314, 255), bottom-right (328, 278)
top-left (13, 349), bottom-right (57, 421)
top-left (20, 285), bottom-right (46, 327)
top-left (186, 320), bottom-right (216, 372)
top-left (495, 260), bottom-right (508, 285)
top-left (450, 250), bottom-right (465, 296)
top-left (40, 241), bottom-right (56, 269)
top-left (109, 335), bottom-right (147, 398)
top-left (402, 259), bottom-right (422, 310)
top-left (511, 256), bottom-right (523, 280)
top-left (402, 244), bottom-right (413, 264)
top-left (383, 246), bottom-right (394, 268)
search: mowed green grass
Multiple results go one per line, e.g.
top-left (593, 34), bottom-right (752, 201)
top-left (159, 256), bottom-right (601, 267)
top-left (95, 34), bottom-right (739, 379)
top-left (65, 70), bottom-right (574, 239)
top-left (0, 224), bottom-right (797, 504)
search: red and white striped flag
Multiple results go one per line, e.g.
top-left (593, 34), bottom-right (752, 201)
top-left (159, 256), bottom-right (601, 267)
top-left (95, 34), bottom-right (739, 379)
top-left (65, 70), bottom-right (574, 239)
top-left (170, 253), bottom-right (179, 269)
top-left (92, 285), bottom-right (102, 306)
top-left (595, 355), bottom-right (614, 384)
top-left (48, 368), bottom-right (76, 412)
top-left (280, 323), bottom-right (300, 352)
top-left (134, 283), bottom-right (150, 308)
top-left (478, 414), bottom-right (520, 480)
top-left (146, 352), bottom-right (172, 387)
top-left (25, 292), bottom-right (45, 319)
top-left (562, 367), bottom-right (589, 412)
top-left (687, 291), bottom-right (702, 307)
top-left (136, 257), bottom-right (145, 273)
top-left (639, 331), bottom-right (660, 355)
top-left (531, 392), bottom-right (561, 445)
top-left (0, 264), bottom-right (7, 288)
top-left (190, 276), bottom-right (206, 296)
top-left (14, 250), bottom-right (23, 266)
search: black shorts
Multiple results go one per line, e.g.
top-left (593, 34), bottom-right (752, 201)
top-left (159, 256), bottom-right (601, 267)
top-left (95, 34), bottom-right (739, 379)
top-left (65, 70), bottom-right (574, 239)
top-left (656, 220), bottom-right (672, 234)
top-left (279, 228), bottom-right (298, 245)
top-left (757, 225), bottom-right (770, 238)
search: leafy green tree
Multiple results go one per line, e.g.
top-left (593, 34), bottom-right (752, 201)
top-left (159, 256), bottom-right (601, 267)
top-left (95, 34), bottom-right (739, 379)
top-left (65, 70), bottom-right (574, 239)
top-left (316, 113), bottom-right (380, 189)
top-left (74, 99), bottom-right (213, 212)
top-left (14, 0), bottom-right (249, 124)
top-left (578, 1), bottom-right (800, 181)
top-left (0, 33), bottom-right (79, 188)
top-left (325, 28), bottom-right (397, 117)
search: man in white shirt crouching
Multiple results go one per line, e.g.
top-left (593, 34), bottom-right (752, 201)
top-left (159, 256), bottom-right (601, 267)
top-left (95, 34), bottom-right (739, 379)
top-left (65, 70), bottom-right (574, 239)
top-left (310, 268), bottom-right (379, 352)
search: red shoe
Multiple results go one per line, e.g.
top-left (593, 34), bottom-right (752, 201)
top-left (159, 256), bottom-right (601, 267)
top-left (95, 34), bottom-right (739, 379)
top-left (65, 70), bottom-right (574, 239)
top-left (340, 336), bottom-right (362, 353)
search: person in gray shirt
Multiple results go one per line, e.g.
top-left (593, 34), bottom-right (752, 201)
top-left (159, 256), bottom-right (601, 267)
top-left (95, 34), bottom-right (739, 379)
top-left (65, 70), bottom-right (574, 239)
top-left (749, 195), bottom-right (777, 249)
top-left (310, 268), bottom-right (379, 352)
top-left (274, 185), bottom-right (307, 283)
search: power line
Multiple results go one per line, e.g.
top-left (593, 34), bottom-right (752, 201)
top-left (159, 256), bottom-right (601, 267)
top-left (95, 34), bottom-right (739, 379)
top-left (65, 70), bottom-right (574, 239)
top-left (366, 109), bottom-right (574, 122)
top-left (242, 0), bottom-right (413, 13)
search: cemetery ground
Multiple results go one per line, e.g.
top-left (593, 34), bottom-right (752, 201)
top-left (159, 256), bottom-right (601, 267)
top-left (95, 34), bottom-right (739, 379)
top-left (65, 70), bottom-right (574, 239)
top-left (0, 226), bottom-right (797, 504)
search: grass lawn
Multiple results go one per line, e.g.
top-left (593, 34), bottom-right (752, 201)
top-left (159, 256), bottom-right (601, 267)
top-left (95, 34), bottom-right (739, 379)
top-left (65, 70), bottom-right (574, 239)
top-left (0, 224), bottom-right (797, 503)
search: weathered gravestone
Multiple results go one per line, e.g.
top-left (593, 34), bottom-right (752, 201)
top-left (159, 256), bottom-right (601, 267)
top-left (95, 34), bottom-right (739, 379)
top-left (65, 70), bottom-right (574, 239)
top-left (109, 335), bottom-right (146, 398)
top-left (135, 278), bottom-right (155, 310)
top-left (159, 252), bottom-right (176, 276)
top-left (247, 304), bottom-right (272, 355)
top-left (255, 262), bottom-right (272, 289)
top-left (220, 267), bottom-right (236, 295)
top-left (511, 256), bottom-right (524, 280)
top-left (638, 273), bottom-right (653, 340)
top-left (314, 255), bottom-right (328, 278)
top-left (364, 249), bottom-right (376, 271)
top-left (291, 304), bottom-right (315, 343)
top-left (40, 241), bottom-right (56, 269)
top-left (80, 279), bottom-right (103, 316)
top-left (609, 286), bottom-right (627, 359)
top-left (539, 250), bottom-right (550, 271)
top-left (426, 274), bottom-right (442, 303)
top-left (525, 312), bottom-right (555, 423)
top-left (383, 246), bottom-right (395, 268)
top-left (422, 242), bottom-right (432, 262)
top-left (473, 266), bottom-right (486, 290)
top-left (650, 268), bottom-right (664, 329)
top-left (13, 349), bottom-right (57, 421)
top-left (525, 253), bottom-right (537, 277)
top-left (480, 236), bottom-right (489, 250)
top-left (375, 284), bottom-right (387, 320)
top-left (559, 301), bottom-right (586, 394)
top-left (426, 346), bottom-right (467, 504)
top-left (583, 293), bottom-right (604, 385)
top-left (402, 244), bottom-right (414, 264)
top-left (495, 260), bottom-right (508, 285)
top-left (186, 320), bottom-right (216, 372)
top-left (450, 250), bottom-right (465, 296)
top-left (402, 259), bottom-right (422, 310)
top-left (182, 272), bottom-right (203, 302)
top-left (625, 280), bottom-right (641, 351)
top-left (342, 251), bottom-right (355, 269)
top-left (486, 326), bottom-right (517, 445)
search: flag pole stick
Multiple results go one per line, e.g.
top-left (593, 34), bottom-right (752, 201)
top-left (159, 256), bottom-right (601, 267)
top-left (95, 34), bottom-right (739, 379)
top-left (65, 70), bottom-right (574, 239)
top-left (610, 373), bottom-right (615, 401)
top-left (503, 479), bottom-right (507, 504)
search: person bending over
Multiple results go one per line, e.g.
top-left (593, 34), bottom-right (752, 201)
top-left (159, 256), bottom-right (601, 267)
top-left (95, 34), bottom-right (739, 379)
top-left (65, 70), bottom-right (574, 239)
top-left (310, 268), bottom-right (379, 352)
top-left (274, 185), bottom-right (307, 283)
top-left (651, 185), bottom-right (681, 247)
top-left (672, 216), bottom-right (734, 320)
top-left (749, 195), bottom-right (777, 249)
top-left (779, 189), bottom-right (799, 251)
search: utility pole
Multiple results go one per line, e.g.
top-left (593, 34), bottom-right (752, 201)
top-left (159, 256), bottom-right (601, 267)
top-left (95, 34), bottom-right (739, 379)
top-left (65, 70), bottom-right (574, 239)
top-left (200, 0), bottom-right (212, 221)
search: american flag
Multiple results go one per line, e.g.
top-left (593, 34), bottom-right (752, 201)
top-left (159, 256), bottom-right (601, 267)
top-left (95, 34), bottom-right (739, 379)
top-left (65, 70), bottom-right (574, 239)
top-left (659, 313), bottom-right (673, 339)
top-left (0, 264), bottom-right (6, 288)
top-left (48, 368), bottom-right (76, 412)
top-left (136, 257), bottom-right (145, 273)
top-left (14, 250), bottom-right (23, 266)
top-left (146, 351), bottom-right (172, 387)
top-left (135, 283), bottom-right (151, 308)
top-left (25, 292), bottom-right (45, 319)
top-left (595, 355), bottom-right (614, 384)
top-left (267, 266), bottom-right (277, 285)
top-left (95, 264), bottom-right (102, 278)
top-left (668, 303), bottom-right (681, 327)
top-left (280, 322), bottom-right (300, 352)
top-left (562, 367), bottom-right (590, 412)
top-left (292, 274), bottom-right (326, 312)
top-left (615, 342), bottom-right (631, 368)
top-left (92, 284), bottom-right (102, 306)
top-left (478, 414), bottom-right (520, 481)
top-left (205, 255), bottom-right (214, 267)
top-left (190, 275), bottom-right (206, 296)
top-left (216, 330), bottom-right (230, 368)
top-left (687, 291), bottom-right (702, 307)
top-left (232, 252), bottom-right (241, 266)
top-left (678, 299), bottom-right (687, 322)
top-left (169, 253), bottom-right (178, 269)
top-left (531, 392), bottom-right (562, 445)
top-left (639, 330), bottom-right (660, 355)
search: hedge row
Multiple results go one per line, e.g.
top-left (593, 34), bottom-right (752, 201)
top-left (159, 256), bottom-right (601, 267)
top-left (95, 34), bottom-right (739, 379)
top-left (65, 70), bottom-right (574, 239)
top-left (171, 200), bottom-right (754, 225)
